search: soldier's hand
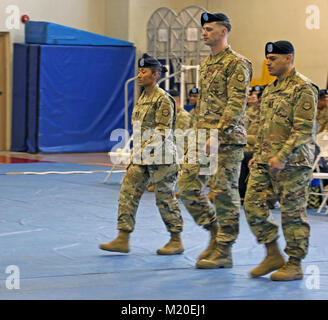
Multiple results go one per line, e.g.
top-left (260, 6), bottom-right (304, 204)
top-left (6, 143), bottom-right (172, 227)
top-left (268, 156), bottom-right (285, 170)
top-left (248, 158), bottom-right (255, 168)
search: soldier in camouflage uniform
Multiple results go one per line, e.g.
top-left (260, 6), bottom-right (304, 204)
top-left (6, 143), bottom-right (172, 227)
top-left (243, 86), bottom-right (263, 138)
top-left (99, 54), bottom-right (184, 255)
top-left (239, 86), bottom-right (262, 202)
top-left (244, 41), bottom-right (319, 281)
top-left (188, 87), bottom-right (199, 117)
top-left (169, 90), bottom-right (193, 198)
top-left (178, 12), bottom-right (252, 269)
top-left (169, 89), bottom-right (193, 160)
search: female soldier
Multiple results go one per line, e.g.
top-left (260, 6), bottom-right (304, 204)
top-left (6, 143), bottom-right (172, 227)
top-left (99, 53), bottom-right (184, 255)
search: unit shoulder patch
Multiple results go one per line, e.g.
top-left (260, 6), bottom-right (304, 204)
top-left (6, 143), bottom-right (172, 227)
top-left (237, 73), bottom-right (245, 82)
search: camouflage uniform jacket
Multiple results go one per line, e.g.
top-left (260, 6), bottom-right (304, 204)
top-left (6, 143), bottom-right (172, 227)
top-left (176, 108), bottom-right (193, 130)
top-left (176, 108), bottom-right (193, 158)
top-left (316, 107), bottom-right (328, 133)
top-left (244, 103), bottom-right (260, 152)
top-left (253, 68), bottom-right (318, 167)
top-left (194, 45), bottom-right (252, 145)
top-left (132, 85), bottom-right (177, 165)
top-left (189, 107), bottom-right (196, 117)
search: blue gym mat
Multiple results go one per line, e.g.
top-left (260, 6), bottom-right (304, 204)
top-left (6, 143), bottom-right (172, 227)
top-left (0, 162), bottom-right (327, 300)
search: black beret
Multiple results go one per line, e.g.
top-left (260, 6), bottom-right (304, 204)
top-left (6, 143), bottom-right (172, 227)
top-left (251, 85), bottom-right (266, 97)
top-left (189, 87), bottom-right (199, 95)
top-left (167, 89), bottom-right (180, 97)
top-left (138, 53), bottom-right (162, 69)
top-left (201, 12), bottom-right (231, 30)
top-left (252, 85), bottom-right (265, 93)
top-left (265, 41), bottom-right (294, 56)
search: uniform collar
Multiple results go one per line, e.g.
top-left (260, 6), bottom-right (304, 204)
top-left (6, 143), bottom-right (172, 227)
top-left (141, 84), bottom-right (159, 98)
top-left (207, 45), bottom-right (231, 65)
top-left (271, 67), bottom-right (296, 92)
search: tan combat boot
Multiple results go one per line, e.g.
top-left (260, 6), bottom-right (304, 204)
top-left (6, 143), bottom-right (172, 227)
top-left (196, 242), bottom-right (233, 269)
top-left (157, 232), bottom-right (184, 255)
top-left (99, 230), bottom-right (130, 253)
top-left (270, 257), bottom-right (303, 281)
top-left (197, 223), bottom-right (219, 261)
top-left (147, 183), bottom-right (154, 192)
top-left (249, 241), bottom-right (285, 277)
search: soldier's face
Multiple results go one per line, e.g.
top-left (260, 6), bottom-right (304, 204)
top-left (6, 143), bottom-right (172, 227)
top-left (137, 68), bottom-right (158, 87)
top-left (189, 94), bottom-right (199, 106)
top-left (202, 22), bottom-right (226, 46)
top-left (266, 54), bottom-right (292, 77)
top-left (248, 91), bottom-right (259, 104)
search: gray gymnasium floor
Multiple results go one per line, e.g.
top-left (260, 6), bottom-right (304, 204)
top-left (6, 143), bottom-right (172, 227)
top-left (0, 162), bottom-right (327, 300)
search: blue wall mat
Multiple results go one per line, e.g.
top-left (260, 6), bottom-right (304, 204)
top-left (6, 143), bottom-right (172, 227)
top-left (25, 21), bottom-right (134, 46)
top-left (38, 45), bottom-right (135, 153)
top-left (26, 45), bottom-right (40, 153)
top-left (11, 44), bottom-right (28, 152)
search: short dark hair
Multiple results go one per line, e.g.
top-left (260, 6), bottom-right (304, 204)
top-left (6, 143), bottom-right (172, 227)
top-left (216, 21), bottom-right (231, 33)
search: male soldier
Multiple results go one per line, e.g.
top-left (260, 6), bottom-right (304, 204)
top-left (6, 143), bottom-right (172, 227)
top-left (178, 12), bottom-right (252, 269)
top-left (316, 89), bottom-right (328, 133)
top-left (244, 41), bottom-right (318, 281)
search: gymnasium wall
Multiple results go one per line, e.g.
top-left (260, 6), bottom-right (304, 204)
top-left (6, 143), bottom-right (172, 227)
top-left (0, 0), bottom-right (106, 43)
top-left (124, 0), bottom-right (327, 88)
top-left (207, 0), bottom-right (328, 88)
top-left (1, 1), bottom-right (327, 152)
top-left (1, 0), bottom-right (327, 86)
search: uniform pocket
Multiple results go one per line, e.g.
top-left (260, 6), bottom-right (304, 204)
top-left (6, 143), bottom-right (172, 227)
top-left (211, 73), bottom-right (227, 96)
top-left (285, 227), bottom-right (310, 241)
top-left (294, 227), bottom-right (310, 240)
top-left (271, 99), bottom-right (292, 125)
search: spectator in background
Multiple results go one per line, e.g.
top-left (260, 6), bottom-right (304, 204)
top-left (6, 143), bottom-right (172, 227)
top-left (239, 85), bottom-right (265, 203)
top-left (188, 87), bottom-right (199, 117)
top-left (316, 89), bottom-right (328, 134)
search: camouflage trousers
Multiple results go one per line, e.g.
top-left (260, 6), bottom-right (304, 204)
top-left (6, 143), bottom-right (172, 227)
top-left (117, 164), bottom-right (183, 233)
top-left (244, 164), bottom-right (311, 259)
top-left (178, 145), bottom-right (243, 244)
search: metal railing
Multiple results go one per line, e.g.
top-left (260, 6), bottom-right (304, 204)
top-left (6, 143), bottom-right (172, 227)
top-left (158, 64), bottom-right (199, 106)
